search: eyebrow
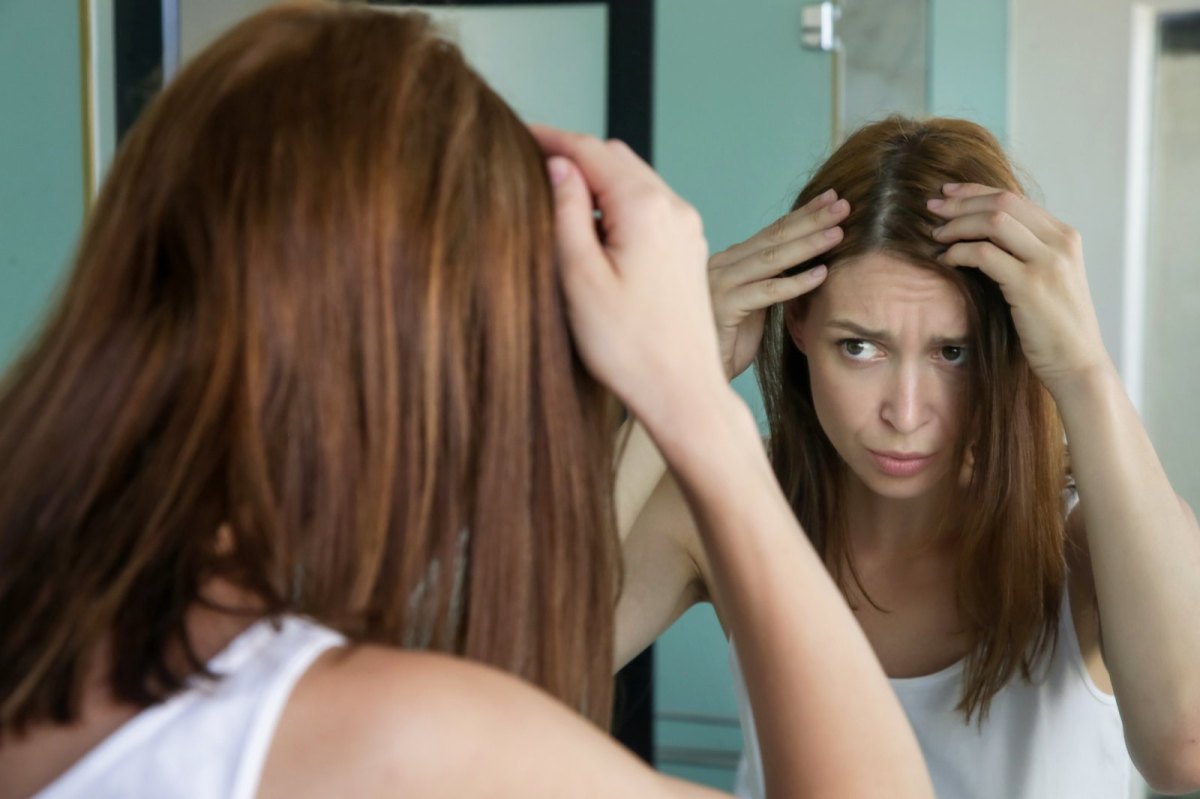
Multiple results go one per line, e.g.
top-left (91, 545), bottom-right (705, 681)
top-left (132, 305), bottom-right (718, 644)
top-left (826, 318), bottom-right (970, 347)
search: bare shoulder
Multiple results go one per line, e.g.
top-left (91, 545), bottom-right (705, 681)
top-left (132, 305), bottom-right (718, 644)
top-left (258, 645), bottom-right (724, 799)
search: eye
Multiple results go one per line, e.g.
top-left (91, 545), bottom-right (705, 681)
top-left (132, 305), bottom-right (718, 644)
top-left (939, 345), bottom-right (968, 365)
top-left (838, 339), bottom-right (881, 361)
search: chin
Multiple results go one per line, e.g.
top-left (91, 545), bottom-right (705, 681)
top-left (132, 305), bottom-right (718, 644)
top-left (862, 476), bottom-right (938, 500)
top-left (851, 462), bottom-right (954, 502)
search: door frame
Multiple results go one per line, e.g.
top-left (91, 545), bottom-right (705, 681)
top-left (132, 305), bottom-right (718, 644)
top-left (1123, 0), bottom-right (1200, 411)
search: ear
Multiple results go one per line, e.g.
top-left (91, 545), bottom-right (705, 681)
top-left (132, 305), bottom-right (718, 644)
top-left (784, 300), bottom-right (809, 355)
top-left (958, 441), bottom-right (976, 489)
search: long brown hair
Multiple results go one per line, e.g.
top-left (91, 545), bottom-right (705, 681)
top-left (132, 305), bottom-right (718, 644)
top-left (757, 116), bottom-right (1067, 722)
top-left (0, 2), bottom-right (619, 732)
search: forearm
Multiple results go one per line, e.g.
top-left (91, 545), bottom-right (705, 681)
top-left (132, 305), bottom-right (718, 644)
top-left (614, 416), bottom-right (669, 542)
top-left (638, 386), bottom-right (931, 799)
top-left (1053, 362), bottom-right (1200, 753)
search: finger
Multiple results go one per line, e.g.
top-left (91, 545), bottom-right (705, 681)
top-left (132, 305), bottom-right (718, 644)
top-left (938, 240), bottom-right (1023, 287)
top-left (939, 182), bottom-right (1003, 199)
top-left (546, 156), bottom-right (613, 288)
top-left (929, 184), bottom-right (1060, 242)
top-left (530, 124), bottom-right (662, 204)
top-left (726, 265), bottom-right (829, 313)
top-left (931, 211), bottom-right (1046, 263)
top-left (715, 225), bottom-right (843, 287)
top-left (714, 196), bottom-right (849, 267)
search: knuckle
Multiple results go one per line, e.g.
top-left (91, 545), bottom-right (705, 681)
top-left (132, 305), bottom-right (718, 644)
top-left (709, 268), bottom-right (731, 294)
top-left (765, 216), bottom-right (788, 243)
top-left (573, 132), bottom-right (604, 153)
top-left (760, 245), bottom-right (779, 265)
top-left (630, 183), bottom-right (669, 212)
top-left (995, 191), bottom-right (1019, 211)
top-left (606, 138), bottom-right (634, 157)
top-left (679, 202), bottom-right (704, 234)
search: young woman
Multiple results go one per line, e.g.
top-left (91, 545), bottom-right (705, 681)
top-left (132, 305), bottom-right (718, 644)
top-left (614, 117), bottom-right (1200, 798)
top-left (0, 5), bottom-right (934, 798)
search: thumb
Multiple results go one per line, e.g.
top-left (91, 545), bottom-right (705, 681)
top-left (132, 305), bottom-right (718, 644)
top-left (547, 156), bottom-right (611, 288)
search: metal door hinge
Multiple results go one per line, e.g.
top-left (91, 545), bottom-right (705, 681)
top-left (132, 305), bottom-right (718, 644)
top-left (801, 2), bottom-right (840, 52)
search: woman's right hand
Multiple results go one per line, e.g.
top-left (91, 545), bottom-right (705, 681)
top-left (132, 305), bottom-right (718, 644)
top-left (708, 192), bottom-right (849, 378)
top-left (530, 126), bottom-right (728, 425)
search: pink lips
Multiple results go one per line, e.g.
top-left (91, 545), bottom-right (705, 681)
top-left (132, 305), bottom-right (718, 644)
top-left (869, 450), bottom-right (936, 478)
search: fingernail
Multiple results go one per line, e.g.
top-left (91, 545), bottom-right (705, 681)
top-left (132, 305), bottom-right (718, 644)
top-left (831, 199), bottom-right (849, 213)
top-left (932, 225), bottom-right (945, 236)
top-left (547, 157), bottom-right (570, 186)
top-left (927, 198), bottom-right (945, 210)
top-left (943, 183), bottom-right (961, 193)
top-left (824, 227), bottom-right (841, 240)
top-left (821, 188), bottom-right (837, 202)
top-left (810, 264), bottom-right (828, 278)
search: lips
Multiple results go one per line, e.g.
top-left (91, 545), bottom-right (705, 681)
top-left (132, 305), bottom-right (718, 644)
top-left (868, 449), bottom-right (936, 478)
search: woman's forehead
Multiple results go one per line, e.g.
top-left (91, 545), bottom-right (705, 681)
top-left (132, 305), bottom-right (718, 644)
top-left (812, 253), bottom-right (968, 332)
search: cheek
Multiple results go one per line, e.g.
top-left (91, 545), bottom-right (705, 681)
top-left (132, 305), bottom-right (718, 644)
top-left (937, 377), bottom-right (970, 433)
top-left (923, 377), bottom-right (970, 456)
top-left (807, 356), bottom-right (871, 442)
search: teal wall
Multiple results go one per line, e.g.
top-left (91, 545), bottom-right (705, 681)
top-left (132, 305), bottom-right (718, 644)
top-left (0, 0), bottom-right (86, 366)
top-left (929, 0), bottom-right (1009, 141)
top-left (652, 0), bottom-right (834, 788)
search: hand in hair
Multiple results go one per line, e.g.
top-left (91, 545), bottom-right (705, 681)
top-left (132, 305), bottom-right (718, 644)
top-left (531, 125), bottom-right (725, 425)
top-left (929, 183), bottom-right (1110, 396)
top-left (707, 191), bottom-right (846, 378)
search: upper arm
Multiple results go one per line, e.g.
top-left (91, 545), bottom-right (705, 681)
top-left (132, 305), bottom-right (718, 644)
top-left (1178, 494), bottom-right (1198, 531)
top-left (614, 471), bottom-right (717, 671)
top-left (1067, 491), bottom-right (1200, 681)
top-left (260, 647), bottom-right (727, 799)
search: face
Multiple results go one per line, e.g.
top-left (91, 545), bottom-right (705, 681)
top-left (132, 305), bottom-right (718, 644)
top-left (787, 253), bottom-right (971, 502)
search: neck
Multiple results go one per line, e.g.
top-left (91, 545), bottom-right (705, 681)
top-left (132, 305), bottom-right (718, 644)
top-left (841, 470), bottom-right (959, 560)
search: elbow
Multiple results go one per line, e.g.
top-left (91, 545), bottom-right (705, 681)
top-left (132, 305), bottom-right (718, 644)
top-left (1134, 724), bottom-right (1200, 795)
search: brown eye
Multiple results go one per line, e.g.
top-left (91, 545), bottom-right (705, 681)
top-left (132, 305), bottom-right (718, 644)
top-left (940, 346), bottom-right (967, 364)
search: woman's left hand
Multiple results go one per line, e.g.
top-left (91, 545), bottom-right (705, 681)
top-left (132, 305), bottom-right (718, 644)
top-left (928, 183), bottom-right (1111, 396)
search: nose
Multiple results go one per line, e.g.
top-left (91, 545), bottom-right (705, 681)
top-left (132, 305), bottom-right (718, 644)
top-left (880, 362), bottom-right (929, 435)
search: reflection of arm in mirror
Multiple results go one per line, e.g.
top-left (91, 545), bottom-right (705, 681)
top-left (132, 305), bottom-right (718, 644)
top-left (537, 125), bottom-right (932, 798)
top-left (613, 193), bottom-right (850, 668)
top-left (931, 183), bottom-right (1200, 792)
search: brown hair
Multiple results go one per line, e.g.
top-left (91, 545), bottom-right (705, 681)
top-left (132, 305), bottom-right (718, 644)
top-left (757, 116), bottom-right (1067, 722)
top-left (0, 2), bottom-right (619, 732)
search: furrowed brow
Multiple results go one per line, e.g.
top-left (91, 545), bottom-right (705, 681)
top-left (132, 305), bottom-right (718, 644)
top-left (827, 319), bottom-right (970, 347)
top-left (826, 319), bottom-right (890, 341)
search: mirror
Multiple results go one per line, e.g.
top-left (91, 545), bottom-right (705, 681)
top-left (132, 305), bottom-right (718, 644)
top-left (5, 1), bottom-right (1194, 796)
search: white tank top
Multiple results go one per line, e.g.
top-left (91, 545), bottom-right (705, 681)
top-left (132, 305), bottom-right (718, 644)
top-left (728, 586), bottom-right (1141, 798)
top-left (35, 616), bottom-right (345, 799)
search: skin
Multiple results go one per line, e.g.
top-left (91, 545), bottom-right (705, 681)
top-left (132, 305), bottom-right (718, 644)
top-left (0, 134), bottom-right (934, 799)
top-left (789, 254), bottom-right (970, 510)
top-left (615, 183), bottom-right (1200, 793)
